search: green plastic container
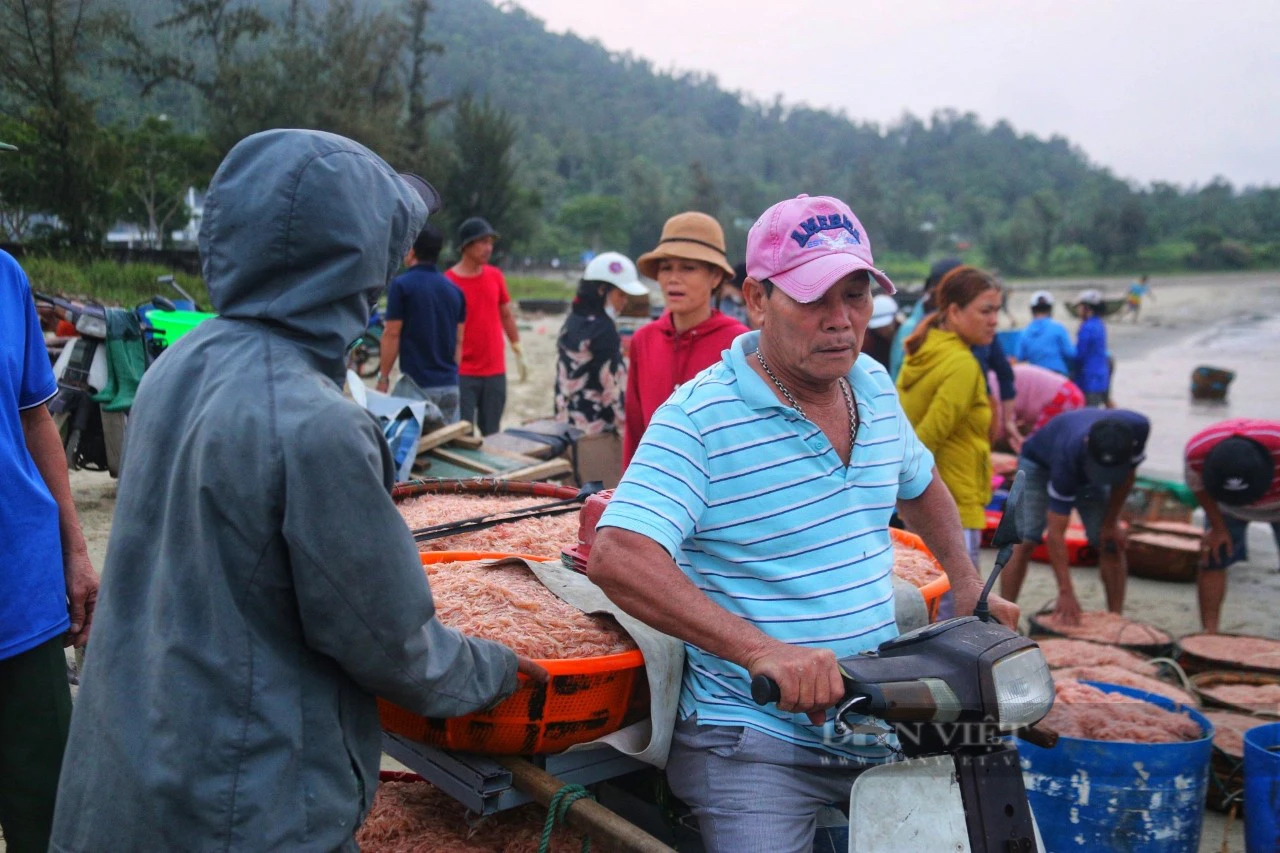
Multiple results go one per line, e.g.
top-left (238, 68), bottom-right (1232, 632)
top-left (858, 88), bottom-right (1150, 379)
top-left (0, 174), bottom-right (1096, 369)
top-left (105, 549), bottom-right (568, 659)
top-left (148, 310), bottom-right (216, 345)
top-left (1133, 475), bottom-right (1197, 508)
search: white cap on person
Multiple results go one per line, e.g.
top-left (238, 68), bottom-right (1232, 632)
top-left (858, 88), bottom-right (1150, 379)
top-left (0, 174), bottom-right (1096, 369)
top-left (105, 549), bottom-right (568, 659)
top-left (583, 252), bottom-right (649, 297)
top-left (869, 294), bottom-right (899, 330)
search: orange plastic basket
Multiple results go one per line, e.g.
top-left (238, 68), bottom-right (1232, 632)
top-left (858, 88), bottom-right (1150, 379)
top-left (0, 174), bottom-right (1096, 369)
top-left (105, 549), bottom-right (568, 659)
top-left (890, 528), bottom-right (950, 621)
top-left (378, 551), bottom-right (647, 755)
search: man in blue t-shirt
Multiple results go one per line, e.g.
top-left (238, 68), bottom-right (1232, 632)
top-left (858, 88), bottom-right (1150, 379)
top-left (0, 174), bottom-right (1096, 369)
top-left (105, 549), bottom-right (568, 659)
top-left (999, 408), bottom-right (1149, 626)
top-left (0, 247), bottom-right (99, 852)
top-left (376, 223), bottom-right (466, 423)
top-left (1016, 290), bottom-right (1075, 376)
top-left (1073, 289), bottom-right (1111, 406)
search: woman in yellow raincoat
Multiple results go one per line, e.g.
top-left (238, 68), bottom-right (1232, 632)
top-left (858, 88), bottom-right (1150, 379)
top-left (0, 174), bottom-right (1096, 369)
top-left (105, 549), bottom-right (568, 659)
top-left (897, 266), bottom-right (1002, 615)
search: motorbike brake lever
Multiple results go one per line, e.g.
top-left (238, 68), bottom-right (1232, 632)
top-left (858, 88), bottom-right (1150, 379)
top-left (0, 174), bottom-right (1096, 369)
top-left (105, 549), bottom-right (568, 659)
top-left (832, 695), bottom-right (870, 735)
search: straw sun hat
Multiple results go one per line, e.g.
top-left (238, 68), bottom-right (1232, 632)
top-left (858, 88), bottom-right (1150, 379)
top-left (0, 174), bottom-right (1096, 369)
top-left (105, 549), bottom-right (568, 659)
top-left (636, 212), bottom-right (735, 280)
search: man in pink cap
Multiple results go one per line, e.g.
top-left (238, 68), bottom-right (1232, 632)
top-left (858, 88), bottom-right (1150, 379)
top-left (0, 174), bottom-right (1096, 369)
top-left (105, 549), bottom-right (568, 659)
top-left (589, 195), bottom-right (1017, 852)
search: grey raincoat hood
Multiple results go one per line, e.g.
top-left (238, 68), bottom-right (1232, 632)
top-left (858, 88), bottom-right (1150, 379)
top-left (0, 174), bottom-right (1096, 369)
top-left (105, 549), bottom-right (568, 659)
top-left (203, 129), bottom-right (425, 379)
top-left (51, 130), bottom-right (519, 853)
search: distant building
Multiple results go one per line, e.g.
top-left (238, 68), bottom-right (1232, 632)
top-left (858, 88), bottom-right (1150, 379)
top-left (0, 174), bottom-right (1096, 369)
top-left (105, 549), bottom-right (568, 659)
top-left (105, 186), bottom-right (206, 248)
top-left (171, 187), bottom-right (206, 246)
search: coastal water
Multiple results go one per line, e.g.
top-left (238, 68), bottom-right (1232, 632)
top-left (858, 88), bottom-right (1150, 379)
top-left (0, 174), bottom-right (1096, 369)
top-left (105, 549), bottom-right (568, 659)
top-left (1113, 310), bottom-right (1280, 478)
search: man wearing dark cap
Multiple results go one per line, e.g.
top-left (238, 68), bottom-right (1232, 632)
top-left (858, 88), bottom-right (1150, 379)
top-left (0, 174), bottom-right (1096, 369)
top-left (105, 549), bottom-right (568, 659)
top-left (1000, 408), bottom-right (1151, 625)
top-left (446, 216), bottom-right (525, 435)
top-left (1185, 419), bottom-right (1280, 633)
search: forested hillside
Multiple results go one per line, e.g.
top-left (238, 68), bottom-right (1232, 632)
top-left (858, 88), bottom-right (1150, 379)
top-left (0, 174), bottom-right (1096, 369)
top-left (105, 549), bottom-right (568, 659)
top-left (3, 0), bottom-right (1276, 275)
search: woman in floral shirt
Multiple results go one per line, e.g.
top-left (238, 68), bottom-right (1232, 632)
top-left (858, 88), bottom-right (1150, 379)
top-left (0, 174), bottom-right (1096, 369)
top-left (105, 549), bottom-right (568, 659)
top-left (555, 252), bottom-right (649, 433)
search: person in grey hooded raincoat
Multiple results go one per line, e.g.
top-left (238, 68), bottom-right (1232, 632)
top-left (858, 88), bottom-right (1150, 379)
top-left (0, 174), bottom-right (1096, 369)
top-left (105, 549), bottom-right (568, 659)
top-left (50, 129), bottom-right (539, 852)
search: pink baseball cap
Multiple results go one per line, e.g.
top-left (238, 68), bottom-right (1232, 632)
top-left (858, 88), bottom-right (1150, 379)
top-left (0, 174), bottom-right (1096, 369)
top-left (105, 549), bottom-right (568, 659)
top-left (746, 194), bottom-right (895, 302)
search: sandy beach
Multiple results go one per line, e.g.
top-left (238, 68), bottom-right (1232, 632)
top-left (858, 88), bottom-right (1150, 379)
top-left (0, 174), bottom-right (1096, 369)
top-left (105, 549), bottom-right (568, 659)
top-left (60, 269), bottom-right (1280, 853)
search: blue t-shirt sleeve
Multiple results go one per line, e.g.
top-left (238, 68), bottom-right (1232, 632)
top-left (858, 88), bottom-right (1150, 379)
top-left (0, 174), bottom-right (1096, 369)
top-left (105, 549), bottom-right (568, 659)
top-left (1079, 323), bottom-right (1101, 357)
top-left (1057, 326), bottom-right (1076, 364)
top-left (1046, 453), bottom-right (1080, 515)
top-left (597, 404), bottom-right (710, 558)
top-left (18, 276), bottom-right (57, 410)
top-left (384, 277), bottom-right (406, 322)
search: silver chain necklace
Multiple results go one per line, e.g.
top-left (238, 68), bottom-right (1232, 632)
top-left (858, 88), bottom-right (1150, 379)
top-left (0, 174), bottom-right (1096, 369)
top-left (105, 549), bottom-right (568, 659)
top-left (755, 349), bottom-right (859, 449)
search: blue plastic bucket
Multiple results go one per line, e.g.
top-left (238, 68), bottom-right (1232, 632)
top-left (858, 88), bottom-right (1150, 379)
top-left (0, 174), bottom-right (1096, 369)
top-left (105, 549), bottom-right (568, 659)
top-left (1016, 682), bottom-right (1213, 852)
top-left (1244, 721), bottom-right (1280, 853)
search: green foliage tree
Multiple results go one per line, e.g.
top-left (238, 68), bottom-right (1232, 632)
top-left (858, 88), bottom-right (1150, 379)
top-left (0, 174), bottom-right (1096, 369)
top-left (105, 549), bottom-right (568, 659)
top-left (622, 156), bottom-right (669, 259)
top-left (116, 116), bottom-right (215, 247)
top-left (557, 195), bottom-right (628, 254)
top-left (1027, 189), bottom-right (1062, 271)
top-left (111, 0), bottom-right (274, 153)
top-left (116, 0), bottom-right (411, 160)
top-left (441, 95), bottom-right (533, 251)
top-left (8, 0), bottom-right (1280, 272)
top-left (0, 0), bottom-right (125, 245)
top-left (685, 161), bottom-right (721, 217)
top-left (0, 118), bottom-right (44, 240)
top-left (402, 0), bottom-right (449, 160)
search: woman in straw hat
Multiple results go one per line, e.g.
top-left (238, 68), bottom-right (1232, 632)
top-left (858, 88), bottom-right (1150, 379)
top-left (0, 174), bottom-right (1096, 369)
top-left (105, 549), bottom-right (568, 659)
top-left (625, 212), bottom-right (749, 466)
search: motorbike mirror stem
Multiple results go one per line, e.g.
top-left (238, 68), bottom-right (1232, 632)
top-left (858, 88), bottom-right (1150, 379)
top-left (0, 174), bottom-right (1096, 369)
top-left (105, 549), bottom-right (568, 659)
top-left (973, 470), bottom-right (1026, 624)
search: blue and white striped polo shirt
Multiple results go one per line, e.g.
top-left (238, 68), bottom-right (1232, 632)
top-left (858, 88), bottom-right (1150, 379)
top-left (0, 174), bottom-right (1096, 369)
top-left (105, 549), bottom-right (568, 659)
top-left (599, 330), bottom-right (935, 762)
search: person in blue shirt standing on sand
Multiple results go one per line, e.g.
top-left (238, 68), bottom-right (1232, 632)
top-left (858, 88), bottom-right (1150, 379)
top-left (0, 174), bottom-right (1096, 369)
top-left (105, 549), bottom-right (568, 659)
top-left (1016, 290), bottom-right (1075, 376)
top-left (0, 142), bottom-right (99, 853)
top-left (1074, 289), bottom-right (1112, 407)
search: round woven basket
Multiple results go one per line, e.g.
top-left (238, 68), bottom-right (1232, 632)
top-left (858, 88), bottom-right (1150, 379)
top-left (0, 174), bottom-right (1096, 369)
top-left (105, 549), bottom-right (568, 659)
top-left (1027, 610), bottom-right (1173, 658)
top-left (1190, 671), bottom-right (1280, 718)
top-left (1176, 633), bottom-right (1280, 678)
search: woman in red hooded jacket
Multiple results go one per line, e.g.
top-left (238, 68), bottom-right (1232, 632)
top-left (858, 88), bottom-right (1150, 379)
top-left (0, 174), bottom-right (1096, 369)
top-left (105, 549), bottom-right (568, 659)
top-left (625, 211), bottom-right (748, 467)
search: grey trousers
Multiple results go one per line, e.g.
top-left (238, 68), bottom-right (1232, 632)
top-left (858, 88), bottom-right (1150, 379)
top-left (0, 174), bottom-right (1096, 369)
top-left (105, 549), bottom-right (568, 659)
top-left (667, 718), bottom-right (870, 853)
top-left (459, 374), bottom-right (506, 435)
top-left (391, 377), bottom-right (460, 426)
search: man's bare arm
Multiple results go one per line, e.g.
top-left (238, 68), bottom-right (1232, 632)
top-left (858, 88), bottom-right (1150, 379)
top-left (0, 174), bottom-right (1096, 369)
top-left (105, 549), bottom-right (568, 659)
top-left (587, 527), bottom-right (843, 722)
top-left (499, 303), bottom-right (519, 346)
top-left (897, 472), bottom-right (1020, 628)
top-left (20, 404), bottom-right (98, 646)
top-left (377, 320), bottom-right (403, 388)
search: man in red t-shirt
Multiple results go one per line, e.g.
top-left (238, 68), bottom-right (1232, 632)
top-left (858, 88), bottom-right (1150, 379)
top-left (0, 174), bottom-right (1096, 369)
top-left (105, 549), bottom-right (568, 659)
top-left (1184, 418), bottom-right (1280, 632)
top-left (445, 217), bottom-right (525, 435)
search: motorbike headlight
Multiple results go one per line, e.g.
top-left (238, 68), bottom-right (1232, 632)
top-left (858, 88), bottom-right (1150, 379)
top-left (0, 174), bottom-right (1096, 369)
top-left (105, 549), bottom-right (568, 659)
top-left (991, 647), bottom-right (1054, 729)
top-left (75, 314), bottom-right (108, 338)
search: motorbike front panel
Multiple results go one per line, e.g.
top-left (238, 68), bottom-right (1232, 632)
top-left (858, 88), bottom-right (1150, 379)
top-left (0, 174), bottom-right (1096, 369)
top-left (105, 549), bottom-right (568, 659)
top-left (847, 753), bottom-right (1044, 853)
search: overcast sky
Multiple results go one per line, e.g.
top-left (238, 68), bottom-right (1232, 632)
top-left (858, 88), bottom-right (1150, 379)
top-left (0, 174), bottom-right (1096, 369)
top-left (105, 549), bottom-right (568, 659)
top-left (512, 0), bottom-right (1280, 189)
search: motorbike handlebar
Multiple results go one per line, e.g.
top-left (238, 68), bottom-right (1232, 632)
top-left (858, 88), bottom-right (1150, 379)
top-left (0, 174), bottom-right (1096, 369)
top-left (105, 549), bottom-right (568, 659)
top-left (750, 674), bottom-right (781, 705)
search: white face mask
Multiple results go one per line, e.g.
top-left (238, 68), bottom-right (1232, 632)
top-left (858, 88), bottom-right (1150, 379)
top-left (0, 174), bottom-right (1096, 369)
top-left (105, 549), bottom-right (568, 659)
top-left (604, 305), bottom-right (619, 320)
